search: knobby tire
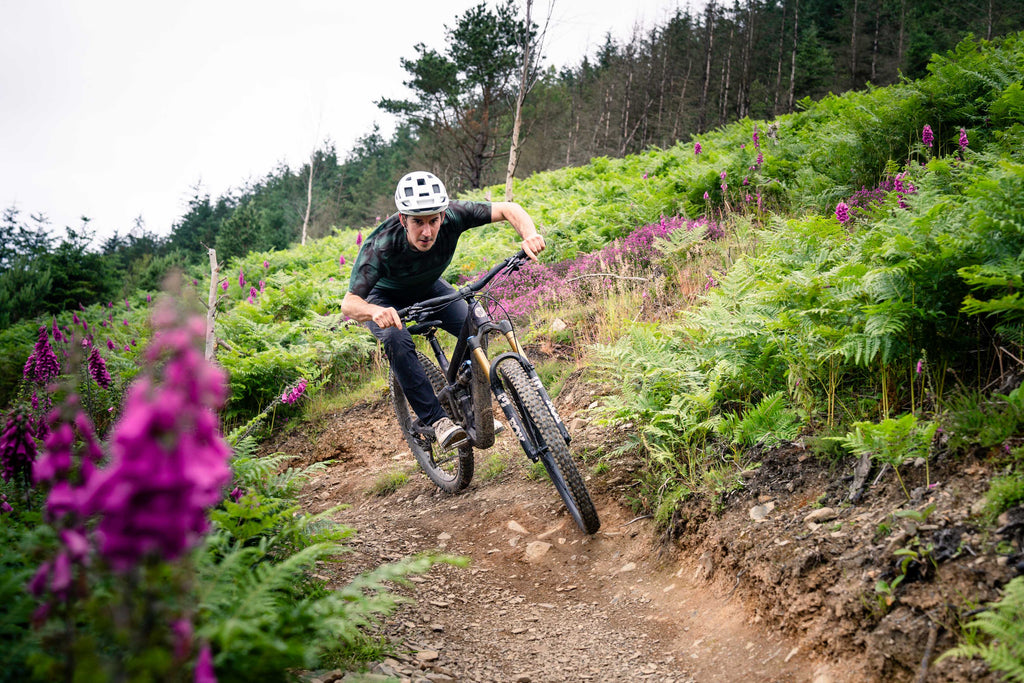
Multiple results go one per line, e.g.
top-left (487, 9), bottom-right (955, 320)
top-left (495, 358), bottom-right (600, 534)
top-left (390, 351), bottom-right (474, 493)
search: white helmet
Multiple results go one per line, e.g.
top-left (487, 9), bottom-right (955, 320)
top-left (394, 171), bottom-right (449, 216)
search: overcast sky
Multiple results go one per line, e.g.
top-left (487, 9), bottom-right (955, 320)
top-left (0, 0), bottom-right (685, 243)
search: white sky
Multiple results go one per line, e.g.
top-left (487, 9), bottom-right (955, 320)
top-left (0, 0), bottom-right (686, 244)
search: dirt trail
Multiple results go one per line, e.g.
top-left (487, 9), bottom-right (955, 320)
top-left (281, 397), bottom-right (848, 683)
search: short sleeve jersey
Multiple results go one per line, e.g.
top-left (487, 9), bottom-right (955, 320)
top-left (348, 200), bottom-right (492, 297)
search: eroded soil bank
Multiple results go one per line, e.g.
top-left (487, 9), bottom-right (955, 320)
top-left (268, 372), bottom-right (1010, 682)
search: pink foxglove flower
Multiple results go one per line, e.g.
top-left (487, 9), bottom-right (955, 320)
top-left (922, 124), bottom-right (934, 147)
top-left (195, 644), bottom-right (217, 683)
top-left (752, 127), bottom-right (760, 148)
top-left (27, 327), bottom-right (61, 384)
top-left (356, 231), bottom-right (363, 246)
top-left (694, 141), bottom-right (702, 155)
top-left (262, 260), bottom-right (269, 269)
top-left (835, 202), bottom-right (850, 224)
top-left (81, 303), bottom-right (232, 572)
top-left (238, 269), bottom-right (245, 288)
top-left (1, 410), bottom-right (37, 484)
top-left (88, 348), bottom-right (112, 389)
top-left (281, 378), bottom-right (308, 405)
top-left (339, 255), bottom-right (346, 267)
top-left (958, 128), bottom-right (968, 151)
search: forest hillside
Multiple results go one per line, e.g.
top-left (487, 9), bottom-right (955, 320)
top-left (1, 28), bottom-right (1024, 683)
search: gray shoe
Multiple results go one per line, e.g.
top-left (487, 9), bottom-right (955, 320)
top-left (432, 417), bottom-right (468, 450)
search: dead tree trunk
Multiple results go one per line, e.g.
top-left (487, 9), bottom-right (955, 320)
top-left (787, 0), bottom-right (800, 112)
top-left (698, 0), bottom-right (717, 133)
top-left (719, 22), bottom-right (735, 126)
top-left (505, 0), bottom-right (534, 202)
top-left (849, 0), bottom-right (859, 87)
top-left (739, 0), bottom-right (754, 119)
top-left (205, 248), bottom-right (220, 361)
top-left (301, 152), bottom-right (314, 245)
top-left (773, 0), bottom-right (789, 116)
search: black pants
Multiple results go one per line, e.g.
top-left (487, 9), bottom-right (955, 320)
top-left (365, 280), bottom-right (468, 426)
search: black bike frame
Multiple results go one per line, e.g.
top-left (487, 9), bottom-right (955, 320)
top-left (398, 252), bottom-right (572, 459)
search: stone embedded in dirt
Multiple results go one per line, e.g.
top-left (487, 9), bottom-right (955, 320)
top-left (524, 541), bottom-right (552, 562)
top-left (507, 520), bottom-right (529, 535)
top-left (804, 507), bottom-right (838, 525)
top-left (748, 502), bottom-right (775, 521)
top-left (536, 519), bottom-right (568, 540)
top-left (570, 417), bottom-right (587, 432)
top-left (415, 650), bottom-right (440, 662)
top-left (619, 561), bottom-right (637, 573)
top-left (551, 318), bottom-right (568, 332)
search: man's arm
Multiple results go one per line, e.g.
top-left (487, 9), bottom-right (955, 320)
top-left (341, 291), bottom-right (402, 329)
top-left (491, 201), bottom-right (545, 261)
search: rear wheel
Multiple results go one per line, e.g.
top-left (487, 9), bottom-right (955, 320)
top-left (495, 358), bottom-right (600, 534)
top-left (390, 352), bottom-right (474, 493)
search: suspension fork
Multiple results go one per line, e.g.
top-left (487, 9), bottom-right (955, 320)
top-left (487, 351), bottom-right (572, 462)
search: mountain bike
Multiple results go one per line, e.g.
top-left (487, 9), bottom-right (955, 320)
top-left (389, 250), bottom-right (601, 535)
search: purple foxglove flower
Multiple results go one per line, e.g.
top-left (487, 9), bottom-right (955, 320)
top-left (238, 269), bottom-right (245, 288)
top-left (959, 128), bottom-right (968, 151)
top-left (88, 347), bottom-right (112, 389)
top-left (916, 360), bottom-right (923, 374)
top-left (756, 152), bottom-right (764, 166)
top-left (356, 231), bottom-right (363, 246)
top-left (1, 410), bottom-right (37, 484)
top-left (835, 202), bottom-right (850, 223)
top-left (195, 644), bottom-right (216, 683)
top-left (694, 141), bottom-right (702, 155)
top-left (172, 618), bottom-right (193, 660)
top-left (229, 486), bottom-right (244, 502)
top-left (703, 191), bottom-right (710, 201)
top-left (146, 294), bottom-right (152, 303)
top-left (221, 281), bottom-right (228, 291)
top-left (720, 170), bottom-right (727, 179)
top-left (922, 124), bottom-right (934, 147)
top-left (339, 255), bottom-right (346, 267)
top-left (1, 494), bottom-right (11, 514)
top-left (752, 128), bottom-right (760, 148)
top-left (30, 327), bottom-right (61, 384)
top-left (107, 339), bottom-right (115, 350)
top-left (263, 260), bottom-right (269, 269)
top-left (80, 302), bottom-right (231, 572)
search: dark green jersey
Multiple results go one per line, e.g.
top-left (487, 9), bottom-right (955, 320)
top-left (348, 200), bottom-right (492, 297)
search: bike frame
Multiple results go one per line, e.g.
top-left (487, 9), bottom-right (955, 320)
top-left (399, 253), bottom-right (572, 459)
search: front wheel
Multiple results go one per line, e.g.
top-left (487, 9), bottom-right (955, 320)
top-left (390, 352), bottom-right (474, 493)
top-left (495, 358), bottom-right (600, 534)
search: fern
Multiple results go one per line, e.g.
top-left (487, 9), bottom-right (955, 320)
top-left (940, 576), bottom-right (1024, 682)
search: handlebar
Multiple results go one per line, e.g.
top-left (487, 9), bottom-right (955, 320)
top-left (397, 250), bottom-right (528, 323)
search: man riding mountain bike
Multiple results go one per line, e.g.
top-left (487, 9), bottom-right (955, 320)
top-left (341, 171), bottom-right (545, 451)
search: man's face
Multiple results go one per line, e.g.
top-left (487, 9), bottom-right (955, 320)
top-left (400, 212), bottom-right (445, 252)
